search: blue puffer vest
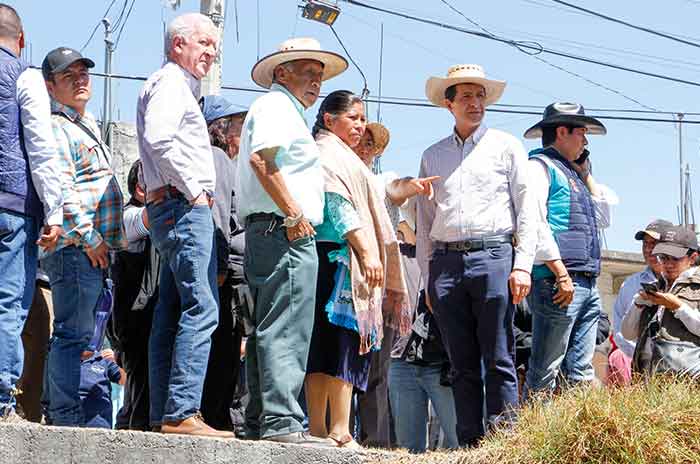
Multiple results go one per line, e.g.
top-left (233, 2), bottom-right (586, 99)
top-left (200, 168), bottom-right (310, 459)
top-left (0, 46), bottom-right (42, 220)
top-left (530, 147), bottom-right (600, 279)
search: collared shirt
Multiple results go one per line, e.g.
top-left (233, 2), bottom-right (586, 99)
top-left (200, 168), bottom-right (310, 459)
top-left (48, 101), bottom-right (125, 254)
top-left (237, 83), bottom-right (324, 225)
top-left (416, 124), bottom-right (537, 280)
top-left (528, 151), bottom-right (618, 264)
top-left (137, 61), bottom-right (215, 201)
top-left (613, 267), bottom-right (655, 358)
top-left (17, 68), bottom-right (64, 225)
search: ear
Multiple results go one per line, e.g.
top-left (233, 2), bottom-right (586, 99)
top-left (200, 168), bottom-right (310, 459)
top-left (171, 35), bottom-right (185, 57)
top-left (44, 79), bottom-right (55, 97)
top-left (273, 65), bottom-right (287, 86)
top-left (323, 112), bottom-right (334, 130)
top-left (18, 30), bottom-right (25, 51)
top-left (555, 126), bottom-right (568, 140)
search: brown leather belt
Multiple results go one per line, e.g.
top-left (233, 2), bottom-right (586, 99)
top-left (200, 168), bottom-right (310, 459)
top-left (146, 185), bottom-right (184, 205)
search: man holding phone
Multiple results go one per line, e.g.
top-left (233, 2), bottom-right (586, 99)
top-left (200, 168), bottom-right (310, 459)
top-left (523, 103), bottom-right (618, 395)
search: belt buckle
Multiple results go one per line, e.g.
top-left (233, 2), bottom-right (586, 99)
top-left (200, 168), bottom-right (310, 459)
top-left (462, 240), bottom-right (472, 251)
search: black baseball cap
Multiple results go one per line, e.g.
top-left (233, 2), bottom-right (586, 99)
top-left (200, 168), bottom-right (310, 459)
top-left (634, 219), bottom-right (674, 241)
top-left (652, 225), bottom-right (700, 258)
top-left (41, 47), bottom-right (95, 80)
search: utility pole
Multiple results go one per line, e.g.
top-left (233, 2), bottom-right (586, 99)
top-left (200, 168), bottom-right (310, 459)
top-left (677, 113), bottom-right (686, 225)
top-left (102, 18), bottom-right (114, 146)
top-left (200, 0), bottom-right (225, 97)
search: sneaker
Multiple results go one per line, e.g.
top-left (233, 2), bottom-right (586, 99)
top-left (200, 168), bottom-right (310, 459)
top-left (265, 431), bottom-right (336, 447)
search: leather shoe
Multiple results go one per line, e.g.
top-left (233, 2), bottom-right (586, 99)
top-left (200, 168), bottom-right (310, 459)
top-left (161, 414), bottom-right (234, 438)
top-left (265, 431), bottom-right (336, 447)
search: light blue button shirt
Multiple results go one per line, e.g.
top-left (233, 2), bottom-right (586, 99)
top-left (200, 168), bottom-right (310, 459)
top-left (237, 83), bottom-right (324, 225)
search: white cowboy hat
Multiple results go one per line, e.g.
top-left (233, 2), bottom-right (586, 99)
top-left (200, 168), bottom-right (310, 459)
top-left (425, 64), bottom-right (506, 108)
top-left (251, 37), bottom-right (348, 89)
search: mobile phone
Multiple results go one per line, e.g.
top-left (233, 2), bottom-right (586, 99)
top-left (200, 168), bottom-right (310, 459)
top-left (640, 282), bottom-right (659, 294)
top-left (575, 149), bottom-right (590, 165)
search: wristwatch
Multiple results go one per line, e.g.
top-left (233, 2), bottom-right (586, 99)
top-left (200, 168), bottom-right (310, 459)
top-left (282, 211), bottom-right (304, 228)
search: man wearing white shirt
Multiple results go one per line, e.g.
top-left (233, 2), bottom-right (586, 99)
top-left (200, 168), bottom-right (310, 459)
top-left (0, 4), bottom-right (63, 421)
top-left (136, 13), bottom-right (232, 438)
top-left (417, 64), bottom-right (537, 446)
top-left (524, 102), bottom-right (617, 394)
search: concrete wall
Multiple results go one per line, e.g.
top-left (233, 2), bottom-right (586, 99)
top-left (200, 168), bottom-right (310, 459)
top-left (0, 423), bottom-right (397, 464)
top-left (598, 250), bottom-right (645, 317)
top-left (110, 122), bottom-right (139, 198)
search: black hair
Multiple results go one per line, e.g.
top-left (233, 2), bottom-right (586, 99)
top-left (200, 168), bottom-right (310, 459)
top-left (312, 90), bottom-right (363, 138)
top-left (444, 85), bottom-right (457, 102)
top-left (127, 159), bottom-right (142, 206)
top-left (0, 4), bottom-right (21, 41)
top-left (541, 124), bottom-right (579, 147)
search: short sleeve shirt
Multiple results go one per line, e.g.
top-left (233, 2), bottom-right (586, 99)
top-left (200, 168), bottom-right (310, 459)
top-left (236, 84), bottom-right (324, 225)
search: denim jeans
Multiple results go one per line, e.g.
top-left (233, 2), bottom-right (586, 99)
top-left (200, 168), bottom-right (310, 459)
top-left (42, 245), bottom-right (103, 425)
top-left (526, 275), bottom-right (600, 394)
top-left (147, 196), bottom-right (218, 426)
top-left (0, 209), bottom-right (38, 414)
top-left (388, 359), bottom-right (458, 452)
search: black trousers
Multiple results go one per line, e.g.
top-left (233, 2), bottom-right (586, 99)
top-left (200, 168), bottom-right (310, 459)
top-left (428, 245), bottom-right (518, 446)
top-left (115, 307), bottom-right (153, 431)
top-left (201, 273), bottom-right (243, 430)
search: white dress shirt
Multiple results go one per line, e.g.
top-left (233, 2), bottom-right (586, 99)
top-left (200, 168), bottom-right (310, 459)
top-left (137, 62), bottom-right (215, 201)
top-left (416, 125), bottom-right (538, 280)
top-left (529, 154), bottom-right (618, 264)
top-left (612, 267), bottom-right (656, 358)
top-left (17, 68), bottom-right (63, 225)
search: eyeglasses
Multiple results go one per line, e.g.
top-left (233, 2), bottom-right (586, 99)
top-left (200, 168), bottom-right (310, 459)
top-left (655, 254), bottom-right (687, 263)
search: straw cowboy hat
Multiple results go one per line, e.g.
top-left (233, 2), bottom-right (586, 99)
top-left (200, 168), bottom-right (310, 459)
top-left (365, 122), bottom-right (390, 156)
top-left (523, 102), bottom-right (607, 139)
top-left (251, 37), bottom-right (348, 89)
top-left (425, 64), bottom-right (506, 108)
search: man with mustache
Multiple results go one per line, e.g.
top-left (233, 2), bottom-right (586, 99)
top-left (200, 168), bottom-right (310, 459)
top-left (136, 13), bottom-right (233, 438)
top-left (41, 47), bottom-right (125, 427)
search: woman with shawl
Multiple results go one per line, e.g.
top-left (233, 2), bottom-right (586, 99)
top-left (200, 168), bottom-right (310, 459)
top-left (305, 90), bottom-right (410, 449)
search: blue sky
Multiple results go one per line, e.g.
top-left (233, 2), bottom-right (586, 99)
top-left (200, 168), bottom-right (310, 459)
top-left (16, 0), bottom-right (700, 252)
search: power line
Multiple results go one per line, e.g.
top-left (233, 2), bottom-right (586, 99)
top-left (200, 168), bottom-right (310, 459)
top-left (111, 0), bottom-right (129, 32)
top-left (548, 0), bottom-right (700, 49)
top-left (80, 0), bottom-right (118, 52)
top-left (329, 25), bottom-right (369, 98)
top-left (338, 0), bottom-right (700, 88)
top-left (75, 69), bottom-right (700, 124)
top-left (114, 0), bottom-right (136, 50)
top-left (437, 0), bottom-right (656, 111)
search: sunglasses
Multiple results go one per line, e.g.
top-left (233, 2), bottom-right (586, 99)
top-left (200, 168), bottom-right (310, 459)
top-left (655, 254), bottom-right (687, 263)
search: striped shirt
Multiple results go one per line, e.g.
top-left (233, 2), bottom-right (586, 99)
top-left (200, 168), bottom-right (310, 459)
top-left (45, 100), bottom-right (125, 255)
top-left (416, 124), bottom-right (538, 280)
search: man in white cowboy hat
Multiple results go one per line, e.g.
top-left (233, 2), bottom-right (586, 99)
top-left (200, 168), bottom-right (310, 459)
top-left (237, 37), bottom-right (347, 445)
top-left (523, 103), bottom-right (617, 395)
top-left (416, 64), bottom-right (538, 446)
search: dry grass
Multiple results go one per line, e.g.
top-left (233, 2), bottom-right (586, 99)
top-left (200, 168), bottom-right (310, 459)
top-left (372, 375), bottom-right (700, 464)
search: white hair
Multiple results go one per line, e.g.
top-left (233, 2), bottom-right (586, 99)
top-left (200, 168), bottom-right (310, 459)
top-left (165, 12), bottom-right (216, 58)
